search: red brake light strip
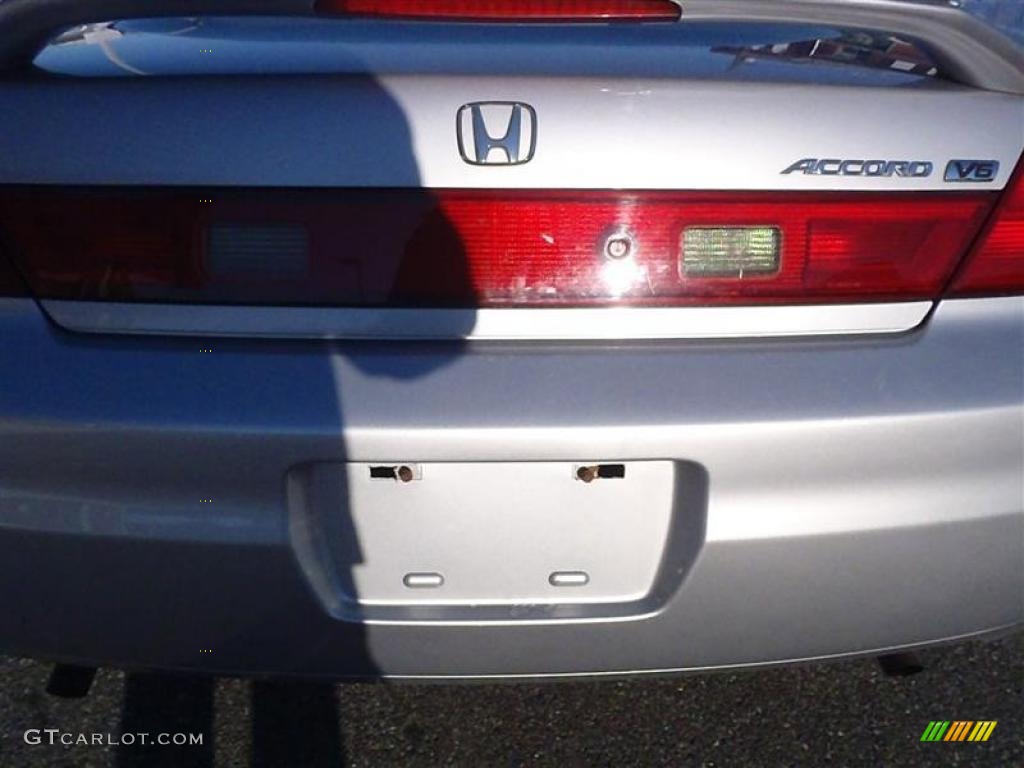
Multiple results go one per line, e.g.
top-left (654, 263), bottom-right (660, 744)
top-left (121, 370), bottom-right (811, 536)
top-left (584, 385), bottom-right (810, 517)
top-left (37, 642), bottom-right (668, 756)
top-left (315, 0), bottom-right (683, 22)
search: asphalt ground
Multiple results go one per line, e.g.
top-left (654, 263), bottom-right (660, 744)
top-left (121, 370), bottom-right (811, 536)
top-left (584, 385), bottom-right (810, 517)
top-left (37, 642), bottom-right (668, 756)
top-left (0, 633), bottom-right (1020, 767)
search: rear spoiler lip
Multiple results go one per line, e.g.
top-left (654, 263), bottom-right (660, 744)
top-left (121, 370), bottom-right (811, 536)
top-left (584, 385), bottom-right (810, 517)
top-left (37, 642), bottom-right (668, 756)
top-left (680, 0), bottom-right (1024, 95)
top-left (0, 0), bottom-right (1021, 94)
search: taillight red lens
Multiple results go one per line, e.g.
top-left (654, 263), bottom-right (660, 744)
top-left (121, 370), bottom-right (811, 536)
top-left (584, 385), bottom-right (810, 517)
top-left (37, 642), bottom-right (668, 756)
top-left (0, 188), bottom-right (995, 308)
top-left (949, 159), bottom-right (1024, 297)
top-left (315, 0), bottom-right (682, 22)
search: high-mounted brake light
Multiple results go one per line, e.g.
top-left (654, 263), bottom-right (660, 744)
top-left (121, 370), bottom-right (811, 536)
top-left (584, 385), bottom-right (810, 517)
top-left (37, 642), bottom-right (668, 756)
top-left (0, 188), bottom-right (997, 309)
top-left (949, 158), bottom-right (1024, 297)
top-left (315, 0), bottom-right (682, 22)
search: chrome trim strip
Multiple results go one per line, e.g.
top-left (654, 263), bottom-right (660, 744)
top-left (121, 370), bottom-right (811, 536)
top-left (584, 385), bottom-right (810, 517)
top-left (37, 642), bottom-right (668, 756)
top-left (40, 300), bottom-right (933, 339)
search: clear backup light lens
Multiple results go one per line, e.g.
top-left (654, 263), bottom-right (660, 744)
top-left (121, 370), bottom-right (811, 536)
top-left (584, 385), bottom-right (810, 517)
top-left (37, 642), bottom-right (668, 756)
top-left (682, 227), bottom-right (780, 278)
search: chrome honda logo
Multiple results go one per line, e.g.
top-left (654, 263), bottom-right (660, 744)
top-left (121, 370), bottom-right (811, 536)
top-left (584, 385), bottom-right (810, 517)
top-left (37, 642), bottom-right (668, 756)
top-left (457, 102), bottom-right (537, 166)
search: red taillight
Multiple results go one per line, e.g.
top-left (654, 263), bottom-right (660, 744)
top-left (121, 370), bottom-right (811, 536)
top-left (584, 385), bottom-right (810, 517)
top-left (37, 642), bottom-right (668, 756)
top-left (0, 189), bottom-right (995, 308)
top-left (949, 158), bottom-right (1024, 297)
top-left (315, 0), bottom-right (682, 22)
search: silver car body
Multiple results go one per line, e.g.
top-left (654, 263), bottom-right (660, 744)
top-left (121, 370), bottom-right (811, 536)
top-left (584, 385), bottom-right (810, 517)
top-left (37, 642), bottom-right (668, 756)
top-left (0, 0), bottom-right (1021, 678)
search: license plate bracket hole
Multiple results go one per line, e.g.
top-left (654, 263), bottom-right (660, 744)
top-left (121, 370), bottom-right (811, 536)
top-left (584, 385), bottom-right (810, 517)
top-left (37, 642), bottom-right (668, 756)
top-left (575, 463), bottom-right (626, 482)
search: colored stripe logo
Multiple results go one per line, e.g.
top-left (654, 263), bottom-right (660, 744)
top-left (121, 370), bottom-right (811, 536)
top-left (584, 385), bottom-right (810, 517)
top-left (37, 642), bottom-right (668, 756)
top-left (921, 721), bottom-right (997, 742)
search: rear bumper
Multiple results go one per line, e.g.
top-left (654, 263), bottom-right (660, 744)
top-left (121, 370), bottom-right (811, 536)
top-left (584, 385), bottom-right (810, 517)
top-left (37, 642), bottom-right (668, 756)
top-left (0, 296), bottom-right (1021, 678)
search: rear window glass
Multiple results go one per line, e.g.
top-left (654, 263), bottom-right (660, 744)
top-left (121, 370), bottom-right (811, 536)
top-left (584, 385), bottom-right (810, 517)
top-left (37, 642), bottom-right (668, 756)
top-left (960, 0), bottom-right (1024, 44)
top-left (35, 17), bottom-right (941, 86)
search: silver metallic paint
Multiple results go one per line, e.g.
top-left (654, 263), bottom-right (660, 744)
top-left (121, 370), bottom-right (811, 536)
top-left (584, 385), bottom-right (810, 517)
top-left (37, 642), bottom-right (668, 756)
top-left (0, 76), bottom-right (1020, 190)
top-left (0, 296), bottom-right (1019, 674)
top-left (0, 6), bottom-right (1021, 676)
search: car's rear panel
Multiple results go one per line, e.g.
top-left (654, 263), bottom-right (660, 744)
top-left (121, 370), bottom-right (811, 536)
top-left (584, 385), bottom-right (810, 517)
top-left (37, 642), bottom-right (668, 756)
top-left (0, 1), bottom-right (1021, 678)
